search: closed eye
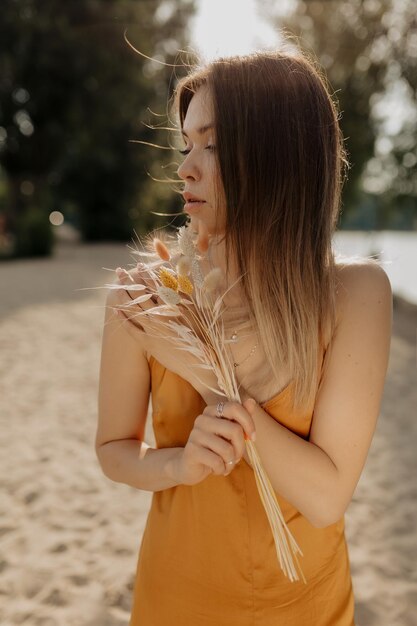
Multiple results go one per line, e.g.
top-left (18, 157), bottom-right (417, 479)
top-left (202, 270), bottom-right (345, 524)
top-left (178, 145), bottom-right (216, 155)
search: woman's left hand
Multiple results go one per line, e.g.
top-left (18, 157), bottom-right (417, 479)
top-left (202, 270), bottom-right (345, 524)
top-left (191, 398), bottom-right (257, 474)
top-left (110, 264), bottom-right (225, 406)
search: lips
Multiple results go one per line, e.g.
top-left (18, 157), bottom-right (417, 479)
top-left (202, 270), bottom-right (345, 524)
top-left (183, 192), bottom-right (205, 203)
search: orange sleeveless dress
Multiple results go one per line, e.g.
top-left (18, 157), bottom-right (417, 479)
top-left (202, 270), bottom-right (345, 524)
top-left (129, 353), bottom-right (355, 625)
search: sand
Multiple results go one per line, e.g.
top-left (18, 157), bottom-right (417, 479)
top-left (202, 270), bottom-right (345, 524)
top-left (0, 240), bottom-right (416, 625)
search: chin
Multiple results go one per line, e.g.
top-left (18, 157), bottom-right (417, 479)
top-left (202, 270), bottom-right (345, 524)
top-left (186, 213), bottom-right (225, 239)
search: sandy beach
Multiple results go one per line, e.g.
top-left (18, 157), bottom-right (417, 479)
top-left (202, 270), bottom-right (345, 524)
top-left (0, 240), bottom-right (416, 625)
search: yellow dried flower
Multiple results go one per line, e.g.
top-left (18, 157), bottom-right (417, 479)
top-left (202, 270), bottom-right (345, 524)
top-left (177, 274), bottom-right (193, 295)
top-left (159, 267), bottom-right (178, 291)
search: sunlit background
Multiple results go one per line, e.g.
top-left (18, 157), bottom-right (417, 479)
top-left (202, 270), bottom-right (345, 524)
top-left (191, 0), bottom-right (280, 59)
top-left (1, 0), bottom-right (416, 301)
top-left (0, 2), bottom-right (416, 625)
top-left (191, 0), bottom-right (417, 303)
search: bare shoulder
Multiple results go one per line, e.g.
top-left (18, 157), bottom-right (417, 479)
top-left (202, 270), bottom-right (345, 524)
top-left (336, 258), bottom-right (392, 294)
top-left (334, 258), bottom-right (393, 327)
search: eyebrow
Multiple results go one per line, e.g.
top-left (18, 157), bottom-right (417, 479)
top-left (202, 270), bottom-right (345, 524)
top-left (181, 123), bottom-right (214, 139)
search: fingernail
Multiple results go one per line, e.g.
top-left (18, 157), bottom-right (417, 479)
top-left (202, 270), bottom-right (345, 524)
top-left (251, 432), bottom-right (256, 442)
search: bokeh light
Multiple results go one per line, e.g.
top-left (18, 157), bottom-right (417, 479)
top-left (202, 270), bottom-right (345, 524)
top-left (49, 211), bottom-right (64, 226)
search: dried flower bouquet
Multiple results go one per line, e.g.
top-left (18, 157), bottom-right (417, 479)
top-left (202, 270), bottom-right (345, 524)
top-left (106, 222), bottom-right (305, 583)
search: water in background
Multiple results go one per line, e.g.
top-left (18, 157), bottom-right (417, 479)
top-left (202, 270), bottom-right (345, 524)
top-left (333, 231), bottom-right (417, 305)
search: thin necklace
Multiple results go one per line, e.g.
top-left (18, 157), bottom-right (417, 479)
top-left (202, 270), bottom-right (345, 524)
top-left (230, 330), bottom-right (258, 367)
top-left (207, 239), bottom-right (258, 367)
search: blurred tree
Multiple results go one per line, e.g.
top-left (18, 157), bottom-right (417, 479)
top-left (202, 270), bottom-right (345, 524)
top-left (260, 0), bottom-right (417, 229)
top-left (0, 0), bottom-right (196, 256)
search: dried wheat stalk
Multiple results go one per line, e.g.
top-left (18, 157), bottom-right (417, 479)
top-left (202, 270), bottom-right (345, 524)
top-left (106, 223), bottom-right (305, 583)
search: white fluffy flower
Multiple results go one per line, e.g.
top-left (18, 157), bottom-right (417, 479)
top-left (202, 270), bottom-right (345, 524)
top-left (202, 267), bottom-right (223, 292)
top-left (156, 285), bottom-right (181, 306)
top-left (191, 258), bottom-right (204, 289)
top-left (177, 225), bottom-right (196, 258)
top-left (176, 255), bottom-right (191, 276)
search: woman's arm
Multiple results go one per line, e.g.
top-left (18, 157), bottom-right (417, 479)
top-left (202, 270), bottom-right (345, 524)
top-left (95, 289), bottom-right (182, 492)
top-left (243, 261), bottom-right (393, 528)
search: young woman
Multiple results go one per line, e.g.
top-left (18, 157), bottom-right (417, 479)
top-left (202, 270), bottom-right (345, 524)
top-left (96, 49), bottom-right (392, 625)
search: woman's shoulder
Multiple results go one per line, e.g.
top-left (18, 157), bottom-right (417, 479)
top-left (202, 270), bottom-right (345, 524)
top-left (333, 257), bottom-right (392, 331)
top-left (335, 257), bottom-right (392, 302)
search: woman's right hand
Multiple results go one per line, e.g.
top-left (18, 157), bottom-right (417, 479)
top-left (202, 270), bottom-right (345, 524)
top-left (173, 400), bottom-right (256, 485)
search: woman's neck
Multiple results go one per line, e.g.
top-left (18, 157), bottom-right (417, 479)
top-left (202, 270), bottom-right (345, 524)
top-left (203, 234), bottom-right (250, 313)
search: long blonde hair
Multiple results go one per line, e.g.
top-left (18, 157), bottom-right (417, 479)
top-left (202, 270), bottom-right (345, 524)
top-left (171, 49), bottom-right (350, 413)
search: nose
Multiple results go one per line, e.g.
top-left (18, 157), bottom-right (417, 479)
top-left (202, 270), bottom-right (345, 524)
top-left (177, 151), bottom-right (200, 182)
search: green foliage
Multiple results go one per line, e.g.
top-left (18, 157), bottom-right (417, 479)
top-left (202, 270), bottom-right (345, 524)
top-left (14, 207), bottom-right (54, 257)
top-left (265, 0), bottom-right (417, 229)
top-left (0, 0), bottom-right (196, 256)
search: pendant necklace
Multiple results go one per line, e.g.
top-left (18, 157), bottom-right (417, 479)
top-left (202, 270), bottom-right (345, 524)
top-left (230, 329), bottom-right (258, 368)
top-left (207, 239), bottom-right (258, 367)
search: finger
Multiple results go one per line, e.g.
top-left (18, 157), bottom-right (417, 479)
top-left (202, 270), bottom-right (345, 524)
top-left (116, 267), bottom-right (134, 284)
top-left (114, 268), bottom-right (136, 303)
top-left (115, 308), bottom-right (145, 333)
top-left (132, 264), bottom-right (152, 286)
top-left (194, 429), bottom-right (238, 472)
top-left (189, 442), bottom-right (228, 476)
top-left (241, 400), bottom-right (260, 439)
top-left (136, 263), bottom-right (159, 291)
top-left (116, 265), bottom-right (149, 288)
top-left (196, 413), bottom-right (245, 465)
top-left (211, 401), bottom-right (257, 442)
top-left (112, 284), bottom-right (136, 307)
top-left (117, 267), bottom-right (158, 308)
top-left (111, 292), bottom-right (150, 330)
top-left (134, 264), bottom-right (162, 306)
top-left (117, 266), bottom-right (150, 293)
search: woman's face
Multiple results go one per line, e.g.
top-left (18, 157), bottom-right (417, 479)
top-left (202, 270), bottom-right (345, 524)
top-left (177, 85), bottom-right (226, 236)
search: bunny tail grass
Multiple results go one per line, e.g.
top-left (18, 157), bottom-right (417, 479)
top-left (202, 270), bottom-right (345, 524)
top-left (246, 440), bottom-right (306, 584)
top-left (107, 222), bottom-right (306, 584)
